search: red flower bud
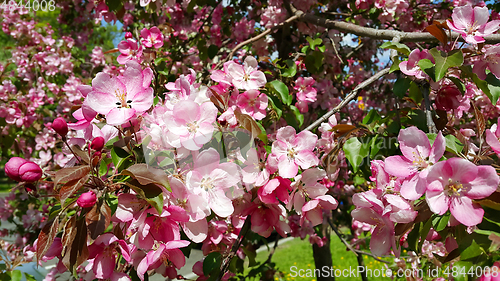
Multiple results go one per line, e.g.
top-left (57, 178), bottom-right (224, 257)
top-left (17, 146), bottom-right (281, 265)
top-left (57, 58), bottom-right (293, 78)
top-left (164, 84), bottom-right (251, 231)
top-left (90, 137), bottom-right (105, 151)
top-left (52, 117), bottom-right (68, 137)
top-left (125, 32), bottom-right (133, 39)
top-left (435, 86), bottom-right (462, 111)
top-left (77, 191), bottom-right (97, 208)
top-left (5, 157), bottom-right (42, 182)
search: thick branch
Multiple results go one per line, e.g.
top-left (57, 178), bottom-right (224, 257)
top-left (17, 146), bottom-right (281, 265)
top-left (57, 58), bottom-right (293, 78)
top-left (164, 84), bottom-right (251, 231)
top-left (304, 67), bottom-right (390, 131)
top-left (290, 5), bottom-right (500, 44)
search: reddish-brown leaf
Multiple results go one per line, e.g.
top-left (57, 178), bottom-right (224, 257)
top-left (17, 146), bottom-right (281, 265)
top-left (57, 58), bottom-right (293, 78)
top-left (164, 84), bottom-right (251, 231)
top-left (425, 22), bottom-right (448, 46)
top-left (122, 164), bottom-right (170, 190)
top-left (473, 102), bottom-right (486, 137)
top-left (71, 146), bottom-right (90, 164)
top-left (61, 217), bottom-right (77, 258)
top-left (103, 48), bottom-right (119, 54)
top-left (59, 174), bottom-right (90, 205)
top-left (36, 218), bottom-right (59, 263)
top-left (62, 218), bottom-right (88, 272)
top-left (113, 224), bottom-right (125, 240)
top-left (234, 109), bottom-right (261, 139)
top-left (55, 165), bottom-right (91, 187)
top-left (330, 124), bottom-right (357, 137)
top-left (208, 87), bottom-right (227, 113)
top-left (86, 202), bottom-right (111, 240)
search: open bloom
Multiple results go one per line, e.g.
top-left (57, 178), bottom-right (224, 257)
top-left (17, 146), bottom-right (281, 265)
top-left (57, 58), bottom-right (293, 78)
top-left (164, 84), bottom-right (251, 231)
top-left (140, 27), bottom-right (164, 48)
top-left (447, 5), bottom-right (500, 44)
top-left (270, 126), bottom-right (319, 178)
top-left (486, 117), bottom-right (500, 156)
top-left (426, 158), bottom-right (499, 226)
top-left (236, 89), bottom-right (268, 120)
top-left (117, 39), bottom-right (143, 64)
top-left (385, 126), bottom-right (445, 200)
top-left (225, 56), bottom-right (267, 90)
top-left (85, 61), bottom-right (154, 126)
top-left (167, 100), bottom-right (218, 150)
top-left (473, 44), bottom-right (500, 80)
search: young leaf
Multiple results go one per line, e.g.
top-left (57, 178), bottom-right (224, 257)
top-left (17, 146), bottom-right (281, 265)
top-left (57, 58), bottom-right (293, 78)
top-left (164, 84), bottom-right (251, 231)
top-left (122, 164), bottom-right (171, 191)
top-left (54, 165), bottom-right (91, 187)
top-left (380, 41), bottom-right (411, 55)
top-left (343, 137), bottom-right (369, 172)
top-left (203, 252), bottom-right (222, 276)
top-left (417, 59), bottom-right (436, 81)
top-left (429, 48), bottom-right (464, 81)
top-left (425, 22), bottom-right (448, 45)
top-left (268, 80), bottom-right (292, 106)
top-left (36, 218), bottom-right (60, 263)
top-left (59, 174), bottom-right (90, 205)
top-left (393, 77), bottom-right (411, 98)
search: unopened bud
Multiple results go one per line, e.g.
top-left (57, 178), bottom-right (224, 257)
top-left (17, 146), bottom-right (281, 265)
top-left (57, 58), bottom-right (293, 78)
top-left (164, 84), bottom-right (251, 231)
top-left (90, 137), bottom-right (105, 151)
top-left (5, 157), bottom-right (42, 182)
top-left (52, 117), bottom-right (69, 137)
top-left (77, 191), bottom-right (97, 208)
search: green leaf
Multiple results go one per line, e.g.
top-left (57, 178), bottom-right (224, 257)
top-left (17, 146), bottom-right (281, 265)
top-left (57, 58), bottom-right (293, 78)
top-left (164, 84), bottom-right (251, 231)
top-left (393, 77), bottom-right (411, 98)
top-left (429, 48), bottom-right (464, 82)
top-left (282, 60), bottom-right (297, 78)
top-left (407, 222), bottom-right (421, 252)
top-left (380, 42), bottom-right (411, 55)
top-left (289, 105), bottom-right (304, 127)
top-left (408, 82), bottom-right (423, 103)
top-left (267, 95), bottom-right (283, 119)
top-left (111, 147), bottom-right (131, 172)
top-left (306, 37), bottom-right (323, 50)
top-left (362, 109), bottom-right (381, 125)
top-left (203, 252), bottom-right (222, 276)
top-left (449, 77), bottom-right (466, 94)
top-left (369, 136), bottom-right (383, 158)
top-left (208, 45), bottom-right (218, 59)
top-left (460, 240), bottom-right (483, 261)
top-left (389, 57), bottom-right (401, 73)
top-left (445, 134), bottom-right (464, 155)
top-left (484, 73), bottom-right (500, 105)
top-left (318, 45), bottom-right (326, 52)
top-left (11, 270), bottom-right (22, 281)
top-left (432, 213), bottom-right (450, 232)
top-left (105, 0), bottom-right (123, 12)
top-left (419, 219), bottom-right (433, 251)
top-left (343, 137), bottom-right (369, 172)
top-left (268, 80), bottom-right (292, 106)
top-left (255, 122), bottom-right (268, 143)
top-left (417, 59), bottom-right (436, 81)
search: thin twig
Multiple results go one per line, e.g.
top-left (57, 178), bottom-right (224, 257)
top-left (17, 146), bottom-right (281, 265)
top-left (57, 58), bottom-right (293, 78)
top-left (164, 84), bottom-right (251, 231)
top-left (420, 83), bottom-right (437, 134)
top-left (216, 14), bottom-right (300, 69)
top-left (328, 219), bottom-right (358, 256)
top-left (304, 67), bottom-right (390, 131)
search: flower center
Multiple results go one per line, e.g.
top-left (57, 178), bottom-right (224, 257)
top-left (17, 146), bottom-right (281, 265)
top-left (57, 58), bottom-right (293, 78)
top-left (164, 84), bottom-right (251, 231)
top-left (187, 121), bottom-right (199, 133)
top-left (114, 89), bottom-right (132, 108)
top-left (201, 177), bottom-right (215, 191)
top-left (287, 147), bottom-right (296, 159)
top-left (445, 180), bottom-right (466, 197)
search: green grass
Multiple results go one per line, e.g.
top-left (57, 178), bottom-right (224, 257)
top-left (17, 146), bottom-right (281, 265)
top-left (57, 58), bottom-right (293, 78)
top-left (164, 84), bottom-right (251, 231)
top-left (253, 235), bottom-right (392, 281)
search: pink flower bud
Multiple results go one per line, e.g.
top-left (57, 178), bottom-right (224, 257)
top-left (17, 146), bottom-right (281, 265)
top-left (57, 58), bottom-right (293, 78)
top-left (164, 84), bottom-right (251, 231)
top-left (90, 137), bottom-right (105, 151)
top-left (125, 32), bottom-right (133, 39)
top-left (77, 191), bottom-right (97, 208)
top-left (19, 162), bottom-right (43, 182)
top-left (435, 86), bottom-right (461, 111)
top-left (52, 117), bottom-right (68, 137)
top-left (5, 157), bottom-right (42, 182)
top-left (5, 157), bottom-right (28, 181)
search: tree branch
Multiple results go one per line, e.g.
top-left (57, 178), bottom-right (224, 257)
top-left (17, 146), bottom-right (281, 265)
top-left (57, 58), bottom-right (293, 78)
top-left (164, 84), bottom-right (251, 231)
top-left (304, 67), bottom-right (390, 131)
top-left (216, 14), bottom-right (300, 68)
top-left (289, 5), bottom-right (500, 44)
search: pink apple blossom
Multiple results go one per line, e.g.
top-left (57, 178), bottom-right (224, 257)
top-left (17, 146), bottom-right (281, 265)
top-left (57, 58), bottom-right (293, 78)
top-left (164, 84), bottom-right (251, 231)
top-left (300, 195), bottom-right (338, 226)
top-left (447, 5), bottom-right (500, 44)
top-left (473, 44), bottom-right (500, 80)
top-left (385, 127), bottom-right (445, 200)
top-left (270, 126), bottom-right (319, 178)
top-left (167, 100), bottom-right (218, 150)
top-left (85, 61), bottom-right (154, 126)
top-left (140, 27), bottom-right (164, 49)
top-left (225, 57), bottom-right (267, 90)
top-left (136, 240), bottom-right (190, 281)
top-left (399, 49), bottom-right (435, 79)
top-left (117, 39), bottom-right (143, 64)
top-left (258, 177), bottom-right (292, 204)
top-left (185, 148), bottom-right (240, 217)
top-left (294, 77), bottom-right (317, 103)
top-left (236, 89), bottom-right (268, 120)
top-left (426, 158), bottom-right (499, 226)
